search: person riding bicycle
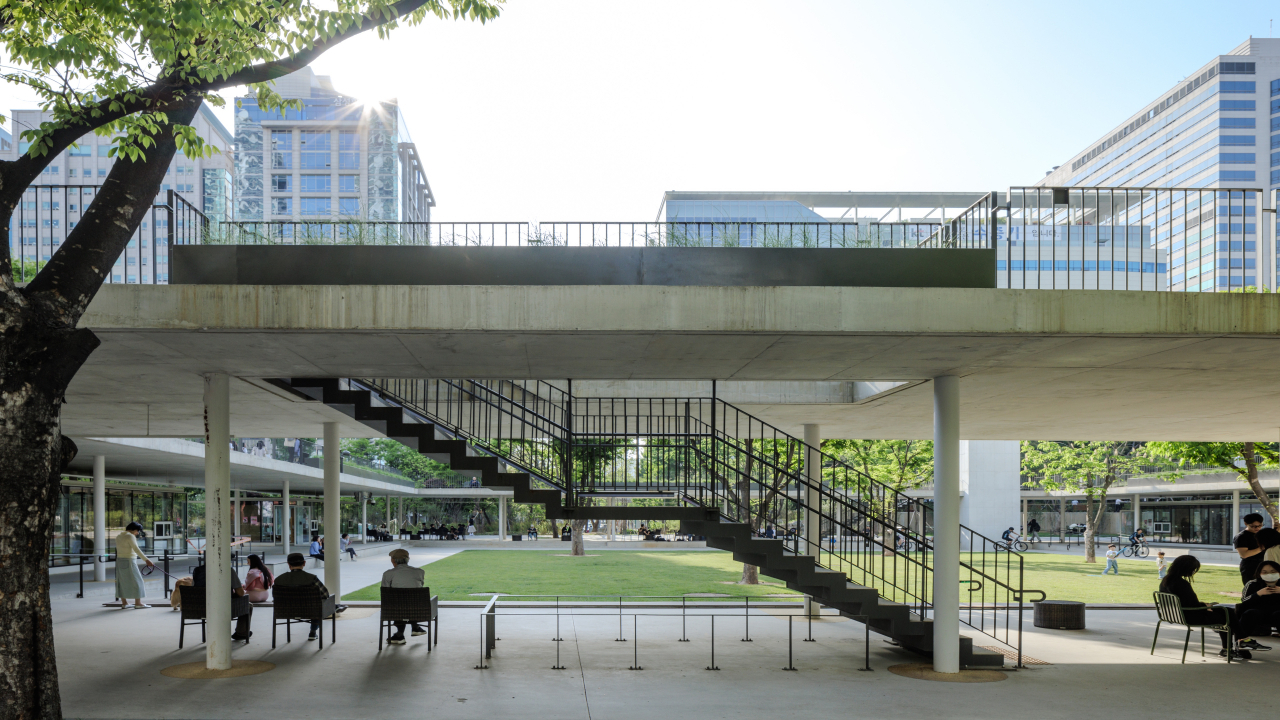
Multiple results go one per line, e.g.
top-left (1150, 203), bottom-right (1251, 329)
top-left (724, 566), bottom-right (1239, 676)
top-left (1001, 526), bottom-right (1022, 549)
top-left (1128, 527), bottom-right (1147, 549)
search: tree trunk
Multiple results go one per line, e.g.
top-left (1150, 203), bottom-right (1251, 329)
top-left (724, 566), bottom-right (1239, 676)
top-left (740, 563), bottom-right (759, 584)
top-left (1242, 442), bottom-right (1278, 525)
top-left (1083, 493), bottom-right (1097, 563)
top-left (571, 519), bottom-right (586, 556)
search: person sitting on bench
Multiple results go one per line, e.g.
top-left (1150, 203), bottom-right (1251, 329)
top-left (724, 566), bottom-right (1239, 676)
top-left (381, 549), bottom-right (428, 645)
top-left (192, 563), bottom-right (252, 642)
top-left (274, 552), bottom-right (330, 641)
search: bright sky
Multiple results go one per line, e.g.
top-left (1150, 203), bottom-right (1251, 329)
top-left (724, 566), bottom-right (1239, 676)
top-left (5, 1), bottom-right (1280, 220)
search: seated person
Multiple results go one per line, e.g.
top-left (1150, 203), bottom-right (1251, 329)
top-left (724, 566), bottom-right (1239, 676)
top-left (309, 534), bottom-right (324, 564)
top-left (244, 553), bottom-right (274, 603)
top-left (1241, 560), bottom-right (1280, 641)
top-left (1161, 554), bottom-right (1253, 659)
top-left (191, 562), bottom-right (252, 642)
top-left (763, 526), bottom-right (776, 539)
top-left (273, 552), bottom-right (331, 641)
top-left (340, 533), bottom-right (357, 561)
top-left (381, 548), bottom-right (428, 645)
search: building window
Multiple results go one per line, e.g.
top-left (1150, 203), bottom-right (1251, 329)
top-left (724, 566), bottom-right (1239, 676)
top-left (272, 198), bottom-right (292, 216)
top-left (300, 153), bottom-right (330, 170)
top-left (338, 152), bottom-right (359, 170)
top-left (339, 132), bottom-right (359, 151)
top-left (1221, 135), bottom-right (1256, 146)
top-left (300, 197), bottom-right (331, 216)
top-left (1220, 62), bottom-right (1256, 74)
top-left (272, 152), bottom-right (292, 169)
top-left (1220, 171), bottom-right (1257, 182)
top-left (301, 130), bottom-right (330, 150)
top-left (338, 175), bottom-right (359, 193)
top-left (1220, 81), bottom-right (1257, 93)
top-left (300, 175), bottom-right (331, 193)
top-left (1222, 117), bottom-right (1256, 128)
top-left (98, 145), bottom-right (112, 157)
top-left (271, 174), bottom-right (292, 192)
top-left (98, 168), bottom-right (107, 177)
top-left (272, 131), bottom-right (292, 151)
top-left (339, 198), bottom-right (361, 216)
top-left (1221, 100), bottom-right (1256, 112)
top-left (1219, 153), bottom-right (1255, 164)
top-left (68, 144), bottom-right (91, 157)
top-left (41, 165), bottom-right (60, 175)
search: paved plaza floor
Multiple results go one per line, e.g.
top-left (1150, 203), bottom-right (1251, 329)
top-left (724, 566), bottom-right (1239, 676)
top-left (53, 589), bottom-right (1277, 720)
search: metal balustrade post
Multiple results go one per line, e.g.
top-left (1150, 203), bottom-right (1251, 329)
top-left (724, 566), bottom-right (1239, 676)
top-left (706, 616), bottom-right (719, 670)
top-left (616, 596), bottom-right (626, 641)
top-left (742, 597), bottom-right (751, 641)
top-left (628, 615), bottom-right (642, 670)
top-left (679, 596), bottom-right (689, 641)
top-left (784, 616), bottom-right (797, 671)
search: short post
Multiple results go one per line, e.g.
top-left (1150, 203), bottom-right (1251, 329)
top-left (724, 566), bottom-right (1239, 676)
top-left (858, 616), bottom-right (873, 671)
top-left (163, 550), bottom-right (171, 598)
top-left (783, 616), bottom-right (797, 671)
top-left (679, 596), bottom-right (689, 641)
top-left (615, 596), bottom-right (626, 641)
top-left (77, 556), bottom-right (84, 599)
top-left (741, 596), bottom-right (752, 641)
top-left (804, 608), bottom-right (815, 642)
top-left (706, 616), bottom-right (719, 671)
top-left (552, 596), bottom-right (563, 641)
top-left (628, 615), bottom-right (642, 670)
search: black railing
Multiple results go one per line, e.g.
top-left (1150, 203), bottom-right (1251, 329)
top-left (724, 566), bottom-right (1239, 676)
top-left (359, 377), bottom-right (1041, 658)
top-left (10, 186), bottom-right (208, 284)
top-left (205, 221), bottom-right (529, 246)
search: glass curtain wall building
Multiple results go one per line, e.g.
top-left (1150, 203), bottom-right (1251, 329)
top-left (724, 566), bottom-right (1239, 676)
top-left (233, 65), bottom-right (433, 225)
top-left (1039, 38), bottom-right (1280, 292)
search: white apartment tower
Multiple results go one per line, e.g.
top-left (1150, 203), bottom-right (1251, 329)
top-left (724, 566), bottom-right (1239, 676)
top-left (1039, 37), bottom-right (1280, 292)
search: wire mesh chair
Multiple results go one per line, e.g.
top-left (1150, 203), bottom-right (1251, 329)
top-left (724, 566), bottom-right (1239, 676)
top-left (378, 587), bottom-right (439, 651)
top-left (1151, 591), bottom-right (1234, 663)
top-left (272, 586), bottom-right (337, 649)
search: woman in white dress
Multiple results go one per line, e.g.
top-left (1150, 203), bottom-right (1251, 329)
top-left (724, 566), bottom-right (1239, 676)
top-left (115, 522), bottom-right (155, 609)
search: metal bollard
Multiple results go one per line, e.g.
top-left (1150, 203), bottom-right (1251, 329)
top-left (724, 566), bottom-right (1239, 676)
top-left (742, 596), bottom-right (752, 642)
top-left (706, 616), bottom-right (719, 671)
top-left (679, 596), bottom-right (689, 641)
top-left (783, 616), bottom-right (797, 671)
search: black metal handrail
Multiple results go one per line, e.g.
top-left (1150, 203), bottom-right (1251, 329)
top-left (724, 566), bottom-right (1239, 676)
top-left (358, 377), bottom-right (1040, 656)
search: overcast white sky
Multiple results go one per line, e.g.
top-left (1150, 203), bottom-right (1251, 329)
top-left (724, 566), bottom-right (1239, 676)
top-left (5, 0), bottom-right (1280, 220)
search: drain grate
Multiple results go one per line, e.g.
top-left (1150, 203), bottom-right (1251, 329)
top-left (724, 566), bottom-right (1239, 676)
top-left (978, 646), bottom-right (1051, 666)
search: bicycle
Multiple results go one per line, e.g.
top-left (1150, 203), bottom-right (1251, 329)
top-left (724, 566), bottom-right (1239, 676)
top-left (998, 536), bottom-right (1029, 552)
top-left (1121, 541), bottom-right (1150, 558)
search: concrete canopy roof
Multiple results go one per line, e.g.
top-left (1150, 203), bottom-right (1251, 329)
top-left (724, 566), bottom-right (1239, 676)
top-left (72, 284), bottom-right (1280, 442)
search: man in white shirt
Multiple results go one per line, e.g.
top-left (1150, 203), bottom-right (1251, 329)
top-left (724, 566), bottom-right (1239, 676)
top-left (381, 549), bottom-right (426, 644)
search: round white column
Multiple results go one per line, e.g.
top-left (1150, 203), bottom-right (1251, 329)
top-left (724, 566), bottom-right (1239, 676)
top-left (203, 373), bottom-right (232, 671)
top-left (323, 421), bottom-right (341, 601)
top-left (92, 456), bottom-right (107, 582)
top-left (802, 423), bottom-right (821, 617)
top-left (932, 375), bottom-right (961, 674)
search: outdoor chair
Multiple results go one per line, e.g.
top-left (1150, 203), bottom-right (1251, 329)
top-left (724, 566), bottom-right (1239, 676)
top-left (177, 585), bottom-right (252, 649)
top-left (378, 586), bottom-right (440, 651)
top-left (272, 586), bottom-right (337, 649)
top-left (1151, 591), bottom-right (1234, 663)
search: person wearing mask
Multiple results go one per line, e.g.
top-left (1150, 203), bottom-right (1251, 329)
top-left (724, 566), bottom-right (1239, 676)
top-left (1160, 554), bottom-right (1250, 660)
top-left (244, 553), bottom-right (274, 603)
top-left (381, 548), bottom-right (428, 645)
top-left (1234, 513), bottom-right (1267, 584)
top-left (192, 561), bottom-right (253, 641)
top-left (273, 552), bottom-right (330, 641)
top-left (115, 522), bottom-right (155, 609)
top-left (340, 533), bottom-right (357, 561)
top-left (1239, 560), bottom-right (1280, 647)
top-left (1102, 544), bottom-right (1120, 575)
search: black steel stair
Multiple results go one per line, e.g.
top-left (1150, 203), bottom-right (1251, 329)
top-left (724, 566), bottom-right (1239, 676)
top-left (287, 377), bottom-right (1004, 668)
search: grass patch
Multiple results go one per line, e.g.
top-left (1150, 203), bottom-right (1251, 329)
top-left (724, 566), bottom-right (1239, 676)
top-left (343, 550), bottom-right (805, 602)
top-left (343, 549), bottom-right (1245, 605)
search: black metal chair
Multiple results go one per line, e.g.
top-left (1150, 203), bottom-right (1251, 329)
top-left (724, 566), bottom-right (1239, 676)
top-left (1151, 591), bottom-right (1234, 663)
top-left (379, 587), bottom-right (439, 651)
top-left (272, 586), bottom-right (337, 649)
top-left (177, 586), bottom-right (252, 649)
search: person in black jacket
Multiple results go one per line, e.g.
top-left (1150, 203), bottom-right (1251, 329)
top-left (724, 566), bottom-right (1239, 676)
top-left (1240, 560), bottom-right (1280, 642)
top-left (1159, 554), bottom-right (1250, 660)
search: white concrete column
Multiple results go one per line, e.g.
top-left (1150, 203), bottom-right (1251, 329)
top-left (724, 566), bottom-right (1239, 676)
top-left (203, 373), bottom-right (232, 671)
top-left (361, 493), bottom-right (368, 544)
top-left (802, 423), bottom-right (822, 617)
top-left (498, 496), bottom-right (507, 540)
top-left (932, 375), bottom-right (961, 674)
top-left (1233, 490), bottom-right (1242, 535)
top-left (1059, 496), bottom-right (1066, 541)
top-left (281, 480), bottom-right (290, 556)
top-left (1020, 497), bottom-right (1028, 537)
top-left (92, 456), bottom-right (107, 582)
top-left (323, 422), bottom-right (341, 600)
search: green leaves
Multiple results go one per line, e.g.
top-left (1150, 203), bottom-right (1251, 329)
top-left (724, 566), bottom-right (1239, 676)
top-left (824, 439), bottom-right (933, 491)
top-left (1020, 441), bottom-right (1150, 496)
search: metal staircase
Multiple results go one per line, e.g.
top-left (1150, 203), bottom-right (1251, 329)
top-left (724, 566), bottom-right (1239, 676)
top-left (286, 377), bottom-right (1035, 668)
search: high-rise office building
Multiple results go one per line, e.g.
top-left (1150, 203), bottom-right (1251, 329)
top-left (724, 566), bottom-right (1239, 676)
top-left (4, 103), bottom-right (233, 283)
top-left (1039, 37), bottom-right (1280, 292)
top-left (232, 66), bottom-right (432, 224)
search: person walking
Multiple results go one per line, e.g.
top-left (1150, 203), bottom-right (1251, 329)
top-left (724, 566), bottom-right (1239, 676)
top-left (1101, 544), bottom-right (1120, 575)
top-left (1156, 551), bottom-right (1168, 580)
top-left (115, 522), bottom-right (154, 609)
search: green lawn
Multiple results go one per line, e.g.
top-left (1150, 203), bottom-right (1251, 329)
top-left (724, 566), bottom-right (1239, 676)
top-left (345, 549), bottom-right (1245, 605)
top-left (344, 550), bottom-right (806, 601)
top-left (1011, 552), bottom-right (1242, 604)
